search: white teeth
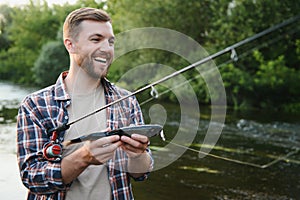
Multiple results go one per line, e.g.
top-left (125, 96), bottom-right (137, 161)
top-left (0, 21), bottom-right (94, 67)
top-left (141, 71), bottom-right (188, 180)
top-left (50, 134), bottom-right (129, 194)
top-left (95, 57), bottom-right (107, 63)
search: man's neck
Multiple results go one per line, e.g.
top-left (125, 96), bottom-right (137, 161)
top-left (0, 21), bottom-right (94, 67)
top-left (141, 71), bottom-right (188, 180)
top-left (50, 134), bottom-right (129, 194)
top-left (65, 67), bottom-right (101, 96)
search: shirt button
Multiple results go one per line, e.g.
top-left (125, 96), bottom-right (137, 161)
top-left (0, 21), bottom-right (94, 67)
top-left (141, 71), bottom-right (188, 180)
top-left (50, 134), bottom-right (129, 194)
top-left (65, 116), bottom-right (69, 120)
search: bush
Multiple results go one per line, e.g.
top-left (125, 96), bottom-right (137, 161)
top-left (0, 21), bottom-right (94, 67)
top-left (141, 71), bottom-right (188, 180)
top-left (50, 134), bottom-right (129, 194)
top-left (33, 41), bottom-right (69, 87)
top-left (253, 50), bottom-right (300, 110)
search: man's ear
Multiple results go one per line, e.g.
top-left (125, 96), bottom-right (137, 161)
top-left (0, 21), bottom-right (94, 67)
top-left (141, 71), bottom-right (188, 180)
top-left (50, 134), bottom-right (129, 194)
top-left (64, 38), bottom-right (76, 53)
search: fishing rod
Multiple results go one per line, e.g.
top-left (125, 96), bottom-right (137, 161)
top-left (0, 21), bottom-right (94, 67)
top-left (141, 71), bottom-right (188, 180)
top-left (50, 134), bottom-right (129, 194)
top-left (45, 14), bottom-right (300, 165)
top-left (140, 21), bottom-right (300, 106)
top-left (48, 14), bottom-right (300, 134)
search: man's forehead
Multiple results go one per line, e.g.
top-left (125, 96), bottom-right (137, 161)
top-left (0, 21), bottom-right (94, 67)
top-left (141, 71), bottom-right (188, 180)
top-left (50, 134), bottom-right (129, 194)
top-left (79, 20), bottom-right (114, 35)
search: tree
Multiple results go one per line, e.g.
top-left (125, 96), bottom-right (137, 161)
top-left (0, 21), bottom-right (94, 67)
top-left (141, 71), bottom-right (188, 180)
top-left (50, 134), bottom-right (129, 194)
top-left (1, 0), bottom-right (70, 84)
top-left (0, 5), bottom-right (13, 51)
top-left (207, 0), bottom-right (300, 111)
top-left (33, 40), bottom-right (69, 87)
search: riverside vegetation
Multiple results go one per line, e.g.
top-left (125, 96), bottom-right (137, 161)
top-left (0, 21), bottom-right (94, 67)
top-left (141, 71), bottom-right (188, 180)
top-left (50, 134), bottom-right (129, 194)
top-left (0, 0), bottom-right (300, 113)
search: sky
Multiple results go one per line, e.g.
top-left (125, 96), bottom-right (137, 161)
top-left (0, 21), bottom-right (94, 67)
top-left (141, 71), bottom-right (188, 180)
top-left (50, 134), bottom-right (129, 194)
top-left (0, 0), bottom-right (77, 6)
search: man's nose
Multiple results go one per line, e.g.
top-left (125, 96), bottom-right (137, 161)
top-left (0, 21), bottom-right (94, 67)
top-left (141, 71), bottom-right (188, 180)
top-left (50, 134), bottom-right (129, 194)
top-left (99, 39), bottom-right (111, 51)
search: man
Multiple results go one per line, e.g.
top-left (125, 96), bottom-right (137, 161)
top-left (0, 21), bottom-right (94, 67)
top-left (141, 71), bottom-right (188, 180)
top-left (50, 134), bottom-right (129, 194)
top-left (17, 7), bottom-right (153, 200)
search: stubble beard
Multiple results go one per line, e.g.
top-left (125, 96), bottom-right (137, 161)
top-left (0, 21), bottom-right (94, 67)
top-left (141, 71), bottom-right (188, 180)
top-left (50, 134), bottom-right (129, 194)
top-left (79, 55), bottom-right (110, 79)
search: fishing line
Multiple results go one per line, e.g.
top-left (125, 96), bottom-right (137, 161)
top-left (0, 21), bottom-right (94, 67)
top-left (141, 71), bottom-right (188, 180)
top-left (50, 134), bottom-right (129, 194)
top-left (165, 140), bottom-right (300, 168)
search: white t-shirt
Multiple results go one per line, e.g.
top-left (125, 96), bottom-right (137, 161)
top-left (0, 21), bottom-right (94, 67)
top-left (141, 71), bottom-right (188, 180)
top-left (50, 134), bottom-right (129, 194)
top-left (62, 85), bottom-right (111, 200)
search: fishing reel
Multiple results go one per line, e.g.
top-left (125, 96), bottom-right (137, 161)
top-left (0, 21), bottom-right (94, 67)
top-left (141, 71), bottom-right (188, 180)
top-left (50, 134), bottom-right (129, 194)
top-left (43, 142), bottom-right (62, 161)
top-left (43, 130), bottom-right (62, 161)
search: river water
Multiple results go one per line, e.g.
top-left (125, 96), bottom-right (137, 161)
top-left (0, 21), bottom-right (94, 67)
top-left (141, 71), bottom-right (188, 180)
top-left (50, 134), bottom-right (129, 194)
top-left (0, 81), bottom-right (299, 199)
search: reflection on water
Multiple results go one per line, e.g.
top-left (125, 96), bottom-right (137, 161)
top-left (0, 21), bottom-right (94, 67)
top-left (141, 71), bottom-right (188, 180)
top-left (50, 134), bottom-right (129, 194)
top-left (136, 104), bottom-right (300, 199)
top-left (0, 81), bottom-right (37, 153)
top-left (0, 81), bottom-right (37, 102)
top-left (0, 81), bottom-right (300, 199)
top-left (0, 124), bottom-right (17, 153)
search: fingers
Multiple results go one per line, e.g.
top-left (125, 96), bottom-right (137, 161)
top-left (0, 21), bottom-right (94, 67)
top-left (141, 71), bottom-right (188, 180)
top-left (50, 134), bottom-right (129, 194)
top-left (120, 134), bottom-right (149, 157)
top-left (91, 135), bottom-right (120, 148)
top-left (121, 134), bottom-right (149, 145)
top-left (83, 131), bottom-right (151, 164)
top-left (85, 135), bottom-right (122, 165)
top-left (131, 134), bottom-right (149, 144)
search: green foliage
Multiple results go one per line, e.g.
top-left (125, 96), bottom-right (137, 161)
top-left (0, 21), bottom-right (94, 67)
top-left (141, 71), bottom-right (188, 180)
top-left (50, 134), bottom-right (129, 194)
top-left (253, 50), bottom-right (300, 110)
top-left (107, 0), bottom-right (300, 112)
top-left (296, 39), bottom-right (300, 61)
top-left (0, 106), bottom-right (18, 123)
top-left (207, 0), bottom-right (300, 72)
top-left (107, 0), bottom-right (213, 43)
top-left (33, 41), bottom-right (69, 87)
top-left (220, 63), bottom-right (253, 109)
top-left (0, 0), bottom-right (300, 112)
top-left (282, 103), bottom-right (300, 114)
top-left (0, 47), bottom-right (35, 83)
top-left (0, 5), bottom-right (13, 51)
top-left (0, 1), bottom-right (68, 84)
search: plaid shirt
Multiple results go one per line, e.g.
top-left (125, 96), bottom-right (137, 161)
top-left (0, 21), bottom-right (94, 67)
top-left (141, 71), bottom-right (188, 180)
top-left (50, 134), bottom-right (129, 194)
top-left (17, 71), bottom-right (153, 200)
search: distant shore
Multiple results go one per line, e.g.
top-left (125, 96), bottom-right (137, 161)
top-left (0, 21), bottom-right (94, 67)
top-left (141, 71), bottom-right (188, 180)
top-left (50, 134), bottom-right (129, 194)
top-left (0, 152), bottom-right (27, 200)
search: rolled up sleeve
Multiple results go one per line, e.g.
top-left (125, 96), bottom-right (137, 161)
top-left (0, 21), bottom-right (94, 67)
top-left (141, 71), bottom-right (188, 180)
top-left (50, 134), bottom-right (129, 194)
top-left (17, 100), bottom-right (67, 194)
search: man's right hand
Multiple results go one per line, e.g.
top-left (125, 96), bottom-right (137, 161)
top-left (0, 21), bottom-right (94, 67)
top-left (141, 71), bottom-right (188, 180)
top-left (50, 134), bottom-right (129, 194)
top-left (61, 135), bottom-right (121, 184)
top-left (83, 135), bottom-right (122, 165)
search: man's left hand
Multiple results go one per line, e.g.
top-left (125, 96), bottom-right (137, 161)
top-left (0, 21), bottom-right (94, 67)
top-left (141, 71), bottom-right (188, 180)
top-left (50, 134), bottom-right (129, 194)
top-left (120, 134), bottom-right (149, 158)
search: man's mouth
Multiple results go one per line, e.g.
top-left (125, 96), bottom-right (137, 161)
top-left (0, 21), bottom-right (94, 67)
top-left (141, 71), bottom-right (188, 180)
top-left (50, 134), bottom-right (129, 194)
top-left (94, 57), bottom-right (107, 64)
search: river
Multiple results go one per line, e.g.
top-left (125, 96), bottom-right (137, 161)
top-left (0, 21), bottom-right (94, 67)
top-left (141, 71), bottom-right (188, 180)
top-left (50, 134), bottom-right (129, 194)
top-left (0, 81), bottom-right (299, 199)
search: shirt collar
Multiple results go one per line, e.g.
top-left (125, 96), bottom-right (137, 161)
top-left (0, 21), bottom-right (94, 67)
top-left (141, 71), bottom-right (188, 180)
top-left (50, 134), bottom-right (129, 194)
top-left (54, 71), bottom-right (71, 101)
top-left (101, 77), bottom-right (114, 95)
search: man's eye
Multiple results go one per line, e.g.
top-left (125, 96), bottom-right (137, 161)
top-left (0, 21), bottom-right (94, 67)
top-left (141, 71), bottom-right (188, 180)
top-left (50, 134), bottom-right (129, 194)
top-left (91, 38), bottom-right (100, 42)
top-left (109, 40), bottom-right (115, 46)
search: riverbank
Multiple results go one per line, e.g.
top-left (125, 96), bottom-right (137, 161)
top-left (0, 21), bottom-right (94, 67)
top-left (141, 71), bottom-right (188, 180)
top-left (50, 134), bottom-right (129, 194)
top-left (0, 152), bottom-right (27, 200)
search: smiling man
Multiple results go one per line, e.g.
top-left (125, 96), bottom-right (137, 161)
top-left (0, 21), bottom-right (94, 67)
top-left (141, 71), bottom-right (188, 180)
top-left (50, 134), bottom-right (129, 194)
top-left (17, 7), bottom-right (153, 200)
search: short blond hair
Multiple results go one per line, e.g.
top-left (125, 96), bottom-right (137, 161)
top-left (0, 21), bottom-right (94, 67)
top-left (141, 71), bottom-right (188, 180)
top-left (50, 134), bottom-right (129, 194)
top-left (63, 7), bottom-right (111, 40)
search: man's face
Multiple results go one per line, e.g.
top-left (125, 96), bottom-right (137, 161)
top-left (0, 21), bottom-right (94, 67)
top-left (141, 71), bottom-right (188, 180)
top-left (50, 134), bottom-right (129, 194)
top-left (73, 20), bottom-right (115, 79)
